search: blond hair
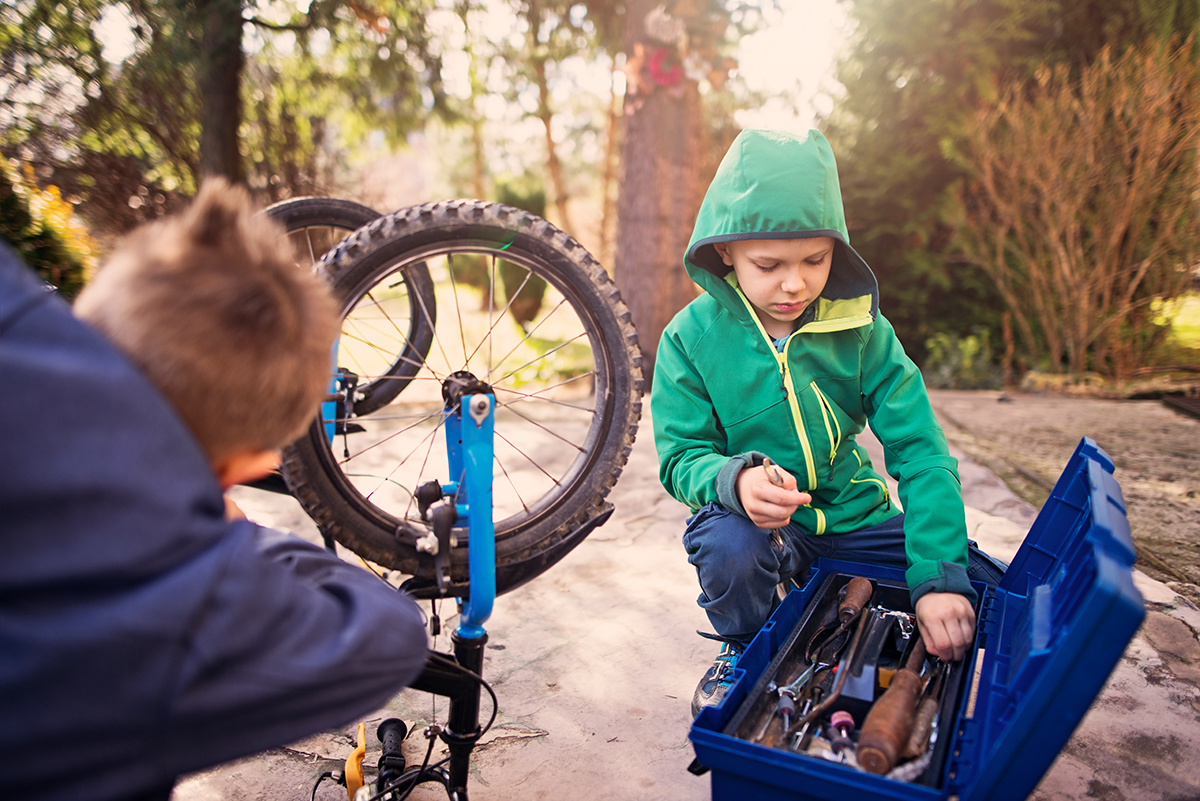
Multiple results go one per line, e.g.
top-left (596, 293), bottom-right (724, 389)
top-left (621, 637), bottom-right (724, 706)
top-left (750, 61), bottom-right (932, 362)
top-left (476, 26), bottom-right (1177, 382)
top-left (75, 178), bottom-right (338, 463)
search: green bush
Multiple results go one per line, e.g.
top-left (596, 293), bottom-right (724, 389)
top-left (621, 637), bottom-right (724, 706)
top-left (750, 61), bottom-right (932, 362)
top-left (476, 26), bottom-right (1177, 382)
top-left (921, 331), bottom-right (1004, 390)
top-left (0, 167), bottom-right (91, 299)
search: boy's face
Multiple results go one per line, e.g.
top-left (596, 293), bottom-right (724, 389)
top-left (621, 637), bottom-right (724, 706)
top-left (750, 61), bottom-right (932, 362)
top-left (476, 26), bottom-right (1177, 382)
top-left (714, 237), bottom-right (834, 339)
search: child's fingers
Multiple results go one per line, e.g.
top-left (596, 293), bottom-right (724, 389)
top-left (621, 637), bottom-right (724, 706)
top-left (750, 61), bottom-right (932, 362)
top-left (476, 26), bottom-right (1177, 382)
top-left (750, 492), bottom-right (809, 529)
top-left (763, 484), bottom-right (809, 509)
top-left (915, 593), bottom-right (976, 662)
top-left (762, 462), bottom-right (799, 491)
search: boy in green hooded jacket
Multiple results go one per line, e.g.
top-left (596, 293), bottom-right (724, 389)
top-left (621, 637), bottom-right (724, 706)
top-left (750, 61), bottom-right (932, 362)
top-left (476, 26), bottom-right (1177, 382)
top-left (651, 129), bottom-right (1005, 716)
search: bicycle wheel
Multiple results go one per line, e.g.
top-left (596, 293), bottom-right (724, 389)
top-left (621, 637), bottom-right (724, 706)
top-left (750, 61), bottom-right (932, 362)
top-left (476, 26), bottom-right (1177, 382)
top-left (281, 200), bottom-right (643, 596)
top-left (265, 197), bottom-right (436, 416)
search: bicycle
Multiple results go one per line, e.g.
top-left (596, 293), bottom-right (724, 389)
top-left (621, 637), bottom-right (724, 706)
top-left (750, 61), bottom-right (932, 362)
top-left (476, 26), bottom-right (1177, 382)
top-left (263, 197), bottom-right (644, 799)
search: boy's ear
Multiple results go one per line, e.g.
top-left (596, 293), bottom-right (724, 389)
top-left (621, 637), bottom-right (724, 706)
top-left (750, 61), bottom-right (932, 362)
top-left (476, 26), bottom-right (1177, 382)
top-left (712, 242), bottom-right (735, 266)
top-left (213, 449), bottom-right (283, 490)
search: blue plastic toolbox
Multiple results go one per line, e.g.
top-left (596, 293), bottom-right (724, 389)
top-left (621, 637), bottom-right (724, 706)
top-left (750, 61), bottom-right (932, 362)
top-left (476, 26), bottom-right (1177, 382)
top-left (690, 437), bottom-right (1145, 801)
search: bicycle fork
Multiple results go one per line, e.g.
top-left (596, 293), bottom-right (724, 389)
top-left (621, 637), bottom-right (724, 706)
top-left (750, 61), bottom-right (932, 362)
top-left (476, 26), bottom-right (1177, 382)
top-left (365, 379), bottom-right (497, 801)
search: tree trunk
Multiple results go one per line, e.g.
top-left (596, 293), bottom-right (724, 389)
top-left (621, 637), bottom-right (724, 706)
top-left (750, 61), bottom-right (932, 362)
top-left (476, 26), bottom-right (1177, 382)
top-left (198, 0), bottom-right (245, 184)
top-left (598, 79), bottom-right (621, 269)
top-left (613, 0), bottom-right (704, 389)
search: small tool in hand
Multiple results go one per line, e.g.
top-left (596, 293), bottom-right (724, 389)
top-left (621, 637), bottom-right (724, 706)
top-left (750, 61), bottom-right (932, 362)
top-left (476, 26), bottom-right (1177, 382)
top-left (762, 457), bottom-right (786, 547)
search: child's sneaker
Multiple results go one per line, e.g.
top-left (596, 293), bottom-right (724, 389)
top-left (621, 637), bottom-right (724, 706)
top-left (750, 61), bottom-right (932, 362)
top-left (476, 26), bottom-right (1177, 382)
top-left (691, 639), bottom-right (744, 717)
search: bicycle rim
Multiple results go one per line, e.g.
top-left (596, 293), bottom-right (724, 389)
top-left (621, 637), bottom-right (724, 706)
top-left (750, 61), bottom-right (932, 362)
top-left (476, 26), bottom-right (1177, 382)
top-left (265, 197), bottom-right (435, 416)
top-left (282, 200), bottom-right (642, 594)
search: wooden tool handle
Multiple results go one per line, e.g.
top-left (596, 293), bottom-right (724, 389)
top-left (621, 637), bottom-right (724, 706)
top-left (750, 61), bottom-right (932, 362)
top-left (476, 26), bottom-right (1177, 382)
top-left (856, 638), bottom-right (927, 775)
top-left (903, 696), bottom-right (939, 759)
top-left (837, 576), bottom-right (873, 623)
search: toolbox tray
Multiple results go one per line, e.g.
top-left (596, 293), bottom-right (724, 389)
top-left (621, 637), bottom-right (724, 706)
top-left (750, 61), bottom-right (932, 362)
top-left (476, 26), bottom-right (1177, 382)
top-left (690, 437), bottom-right (1145, 801)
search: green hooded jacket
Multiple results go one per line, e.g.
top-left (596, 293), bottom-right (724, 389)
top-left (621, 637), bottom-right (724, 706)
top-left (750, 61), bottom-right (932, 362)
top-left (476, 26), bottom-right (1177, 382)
top-left (651, 129), bottom-right (973, 604)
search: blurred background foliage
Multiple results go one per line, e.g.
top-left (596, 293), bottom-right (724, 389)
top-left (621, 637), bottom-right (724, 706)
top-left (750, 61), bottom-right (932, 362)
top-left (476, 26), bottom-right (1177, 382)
top-left (2, 0), bottom-right (1198, 389)
top-left (823, 0), bottom-right (1200, 379)
top-left (0, 161), bottom-right (95, 298)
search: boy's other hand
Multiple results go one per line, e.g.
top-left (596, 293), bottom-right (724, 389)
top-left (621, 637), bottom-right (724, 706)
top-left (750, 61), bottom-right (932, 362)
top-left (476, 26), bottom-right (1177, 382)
top-left (224, 494), bottom-right (248, 521)
top-left (736, 465), bottom-right (810, 530)
top-left (914, 592), bottom-right (976, 662)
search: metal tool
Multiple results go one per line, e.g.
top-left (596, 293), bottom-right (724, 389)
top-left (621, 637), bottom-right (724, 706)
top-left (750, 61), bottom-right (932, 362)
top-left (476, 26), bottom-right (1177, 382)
top-left (778, 661), bottom-right (821, 699)
top-left (753, 660), bottom-right (827, 744)
top-left (805, 576), bottom-right (874, 664)
top-left (762, 457), bottom-right (786, 547)
top-left (788, 689), bottom-right (821, 751)
top-left (903, 659), bottom-right (949, 760)
top-left (828, 711), bottom-right (856, 758)
top-left (778, 597), bottom-right (873, 749)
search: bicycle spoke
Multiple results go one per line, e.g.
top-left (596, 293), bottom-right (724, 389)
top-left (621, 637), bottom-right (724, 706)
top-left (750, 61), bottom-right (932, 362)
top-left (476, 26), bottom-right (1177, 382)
top-left (413, 260), bottom-right (451, 383)
top-left (364, 416), bottom-right (444, 507)
top-left (361, 289), bottom-right (415, 347)
top-left (492, 449), bottom-right (529, 515)
top-left (487, 297), bottom-right (574, 380)
top-left (465, 263), bottom-right (535, 372)
top-left (500, 403), bottom-right (588, 453)
top-left (446, 253), bottom-right (470, 372)
top-left (303, 227), bottom-right (319, 265)
top-left (493, 372), bottom-right (598, 412)
top-left (341, 315), bottom-right (422, 377)
top-left (338, 326), bottom-right (428, 377)
top-left (338, 407), bottom-right (445, 465)
top-left (494, 330), bottom-right (589, 387)
top-left (494, 428), bottom-right (563, 487)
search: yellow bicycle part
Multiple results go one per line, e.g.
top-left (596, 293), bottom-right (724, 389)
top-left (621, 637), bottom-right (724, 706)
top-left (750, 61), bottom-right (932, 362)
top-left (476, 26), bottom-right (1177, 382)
top-left (345, 722), bottom-right (367, 800)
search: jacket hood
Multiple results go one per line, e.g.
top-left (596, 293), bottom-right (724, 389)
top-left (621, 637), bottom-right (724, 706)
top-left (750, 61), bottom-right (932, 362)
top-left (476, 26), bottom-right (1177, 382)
top-left (685, 128), bottom-right (879, 326)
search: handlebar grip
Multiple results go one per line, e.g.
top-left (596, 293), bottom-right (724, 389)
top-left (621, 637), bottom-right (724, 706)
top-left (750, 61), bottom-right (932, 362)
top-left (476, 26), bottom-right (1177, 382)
top-left (378, 718), bottom-right (408, 758)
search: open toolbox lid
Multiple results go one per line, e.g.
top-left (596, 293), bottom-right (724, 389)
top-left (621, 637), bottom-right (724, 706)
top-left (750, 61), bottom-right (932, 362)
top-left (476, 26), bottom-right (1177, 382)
top-left (949, 437), bottom-right (1144, 801)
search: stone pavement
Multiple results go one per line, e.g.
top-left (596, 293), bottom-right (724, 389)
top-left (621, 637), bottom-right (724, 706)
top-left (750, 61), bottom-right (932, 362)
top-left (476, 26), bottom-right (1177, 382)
top-left (176, 399), bottom-right (1200, 801)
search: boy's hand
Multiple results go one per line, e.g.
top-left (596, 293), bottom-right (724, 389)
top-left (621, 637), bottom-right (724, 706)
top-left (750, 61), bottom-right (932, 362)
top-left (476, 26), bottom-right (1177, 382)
top-left (914, 592), bottom-right (976, 662)
top-left (736, 464), bottom-right (810, 530)
top-left (224, 494), bottom-right (248, 521)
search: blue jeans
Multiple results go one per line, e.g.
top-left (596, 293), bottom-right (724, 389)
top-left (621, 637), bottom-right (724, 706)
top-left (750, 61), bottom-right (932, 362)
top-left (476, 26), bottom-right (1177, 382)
top-left (682, 503), bottom-right (1007, 641)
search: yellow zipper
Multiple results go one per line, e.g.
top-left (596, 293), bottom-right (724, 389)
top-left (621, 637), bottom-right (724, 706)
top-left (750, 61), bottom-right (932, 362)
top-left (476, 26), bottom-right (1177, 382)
top-left (811, 382), bottom-right (843, 471)
top-left (728, 282), bottom-right (819, 491)
top-left (850, 450), bottom-right (891, 506)
top-left (776, 337), bottom-right (817, 491)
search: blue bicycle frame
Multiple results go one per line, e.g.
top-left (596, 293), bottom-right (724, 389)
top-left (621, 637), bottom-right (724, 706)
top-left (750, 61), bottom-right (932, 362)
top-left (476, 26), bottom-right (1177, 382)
top-left (439, 392), bottom-right (496, 638)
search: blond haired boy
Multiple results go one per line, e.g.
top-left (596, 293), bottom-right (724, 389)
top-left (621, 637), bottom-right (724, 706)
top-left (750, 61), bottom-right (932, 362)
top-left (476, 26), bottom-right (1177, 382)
top-left (1, 180), bottom-right (427, 801)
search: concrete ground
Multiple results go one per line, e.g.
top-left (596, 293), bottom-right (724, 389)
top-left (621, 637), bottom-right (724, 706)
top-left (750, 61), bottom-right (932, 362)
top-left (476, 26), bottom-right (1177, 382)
top-left (175, 393), bottom-right (1200, 801)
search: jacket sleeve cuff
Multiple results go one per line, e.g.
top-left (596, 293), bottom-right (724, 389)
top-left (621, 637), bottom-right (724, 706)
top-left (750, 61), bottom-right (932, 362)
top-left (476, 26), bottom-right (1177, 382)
top-left (714, 451), bottom-right (768, 518)
top-left (909, 560), bottom-right (978, 607)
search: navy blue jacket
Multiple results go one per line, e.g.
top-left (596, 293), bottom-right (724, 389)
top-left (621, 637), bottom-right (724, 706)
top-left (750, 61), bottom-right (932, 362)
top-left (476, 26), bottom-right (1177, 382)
top-left (0, 248), bottom-right (428, 800)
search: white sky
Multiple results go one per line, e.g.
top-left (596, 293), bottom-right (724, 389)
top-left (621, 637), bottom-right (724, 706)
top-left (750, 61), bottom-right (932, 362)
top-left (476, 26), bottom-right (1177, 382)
top-left (732, 0), bottom-right (852, 131)
top-left (93, 0), bottom-right (851, 134)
